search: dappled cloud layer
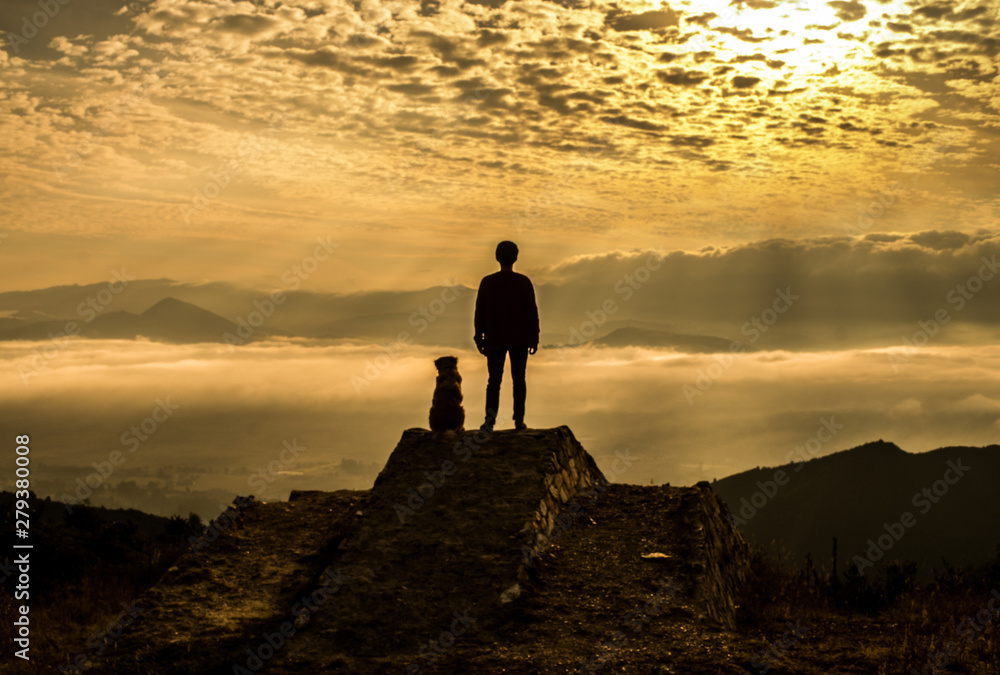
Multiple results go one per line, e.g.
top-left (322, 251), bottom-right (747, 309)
top-left (1, 0), bottom-right (998, 257)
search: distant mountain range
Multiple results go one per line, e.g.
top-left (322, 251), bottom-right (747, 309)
top-left (0, 297), bottom-right (247, 344)
top-left (0, 279), bottom-right (745, 350)
top-left (712, 440), bottom-right (1000, 577)
top-left (0, 279), bottom-right (478, 345)
top-left (5, 272), bottom-right (999, 352)
top-left (590, 326), bottom-right (750, 352)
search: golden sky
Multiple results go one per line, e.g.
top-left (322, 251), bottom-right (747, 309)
top-left (1, 0), bottom-right (998, 291)
top-left (2, 1), bottom-right (999, 516)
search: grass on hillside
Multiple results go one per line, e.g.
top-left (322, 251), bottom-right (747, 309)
top-left (736, 542), bottom-right (1000, 674)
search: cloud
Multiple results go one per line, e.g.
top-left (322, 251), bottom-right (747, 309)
top-left (3, 338), bottom-right (999, 514)
top-left (49, 36), bottom-right (89, 57)
top-left (477, 29), bottom-right (509, 47)
top-left (655, 67), bottom-right (710, 85)
top-left (386, 80), bottom-right (438, 97)
top-left (915, 3), bottom-right (954, 20)
top-left (531, 230), bottom-right (1000, 349)
top-left (212, 13), bottom-right (280, 36)
top-left (731, 53), bottom-right (780, 66)
top-left (607, 8), bottom-right (680, 32)
top-left (370, 54), bottom-right (422, 71)
top-left (910, 2), bottom-right (990, 23)
top-left (280, 46), bottom-right (376, 77)
top-left (827, 1), bottom-right (867, 22)
top-left (714, 26), bottom-right (771, 42)
top-left (927, 30), bottom-right (1000, 56)
top-left (600, 114), bottom-right (666, 131)
top-left (685, 12), bottom-right (717, 27)
top-left (669, 134), bottom-right (715, 147)
top-left (732, 75), bottom-right (762, 88)
top-left (0, 0), bottom-right (998, 257)
top-left (907, 230), bottom-right (973, 250)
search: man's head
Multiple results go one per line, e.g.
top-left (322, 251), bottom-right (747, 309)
top-left (496, 240), bottom-right (518, 267)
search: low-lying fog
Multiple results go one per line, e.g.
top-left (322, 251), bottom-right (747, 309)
top-left (3, 338), bottom-right (999, 520)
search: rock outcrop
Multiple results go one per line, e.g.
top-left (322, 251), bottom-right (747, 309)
top-left (95, 426), bottom-right (749, 674)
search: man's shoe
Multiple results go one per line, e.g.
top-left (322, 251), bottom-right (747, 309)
top-left (515, 421), bottom-right (527, 430)
top-left (480, 420), bottom-right (494, 433)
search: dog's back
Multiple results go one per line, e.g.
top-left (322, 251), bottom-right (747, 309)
top-left (429, 356), bottom-right (465, 432)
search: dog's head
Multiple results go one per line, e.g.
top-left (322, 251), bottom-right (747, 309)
top-left (434, 355), bottom-right (459, 371)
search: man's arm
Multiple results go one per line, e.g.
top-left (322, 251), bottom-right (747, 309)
top-left (526, 277), bottom-right (539, 354)
top-left (474, 278), bottom-right (488, 354)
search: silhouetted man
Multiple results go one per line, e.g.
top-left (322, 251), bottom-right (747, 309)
top-left (474, 241), bottom-right (539, 432)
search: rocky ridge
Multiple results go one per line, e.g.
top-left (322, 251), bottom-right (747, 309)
top-left (95, 426), bottom-right (749, 674)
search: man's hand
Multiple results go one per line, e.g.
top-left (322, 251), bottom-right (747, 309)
top-left (475, 334), bottom-right (487, 356)
top-left (529, 344), bottom-right (538, 355)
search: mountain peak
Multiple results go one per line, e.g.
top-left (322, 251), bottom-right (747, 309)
top-left (844, 439), bottom-right (906, 455)
top-left (712, 441), bottom-right (999, 579)
top-left (127, 296), bottom-right (238, 343)
top-left (141, 296), bottom-right (210, 316)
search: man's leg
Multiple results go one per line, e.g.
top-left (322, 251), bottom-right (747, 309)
top-left (509, 347), bottom-right (528, 426)
top-left (485, 347), bottom-right (507, 429)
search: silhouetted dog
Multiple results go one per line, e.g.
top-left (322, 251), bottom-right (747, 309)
top-left (429, 356), bottom-right (465, 433)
